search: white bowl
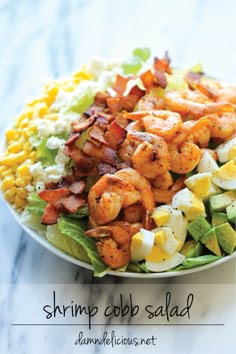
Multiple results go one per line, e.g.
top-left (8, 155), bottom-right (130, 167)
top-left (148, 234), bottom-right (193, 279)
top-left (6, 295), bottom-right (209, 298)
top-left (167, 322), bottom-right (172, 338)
top-left (5, 200), bottom-right (236, 278)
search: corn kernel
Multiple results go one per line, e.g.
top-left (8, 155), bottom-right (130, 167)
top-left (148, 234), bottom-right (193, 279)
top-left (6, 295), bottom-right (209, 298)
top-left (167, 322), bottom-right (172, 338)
top-left (37, 102), bottom-right (48, 118)
top-left (44, 83), bottom-right (58, 106)
top-left (0, 165), bottom-right (8, 176)
top-left (17, 187), bottom-right (28, 199)
top-left (46, 113), bottom-right (58, 121)
top-left (23, 142), bottom-right (32, 152)
top-left (1, 177), bottom-right (15, 192)
top-left (5, 129), bottom-right (19, 142)
top-left (19, 118), bottom-right (30, 129)
top-left (15, 176), bottom-right (32, 187)
top-left (1, 169), bottom-right (14, 178)
top-left (25, 124), bottom-right (37, 134)
top-left (16, 112), bottom-right (27, 125)
top-left (17, 165), bottom-right (30, 177)
top-left (4, 187), bottom-right (17, 201)
top-left (29, 151), bottom-right (37, 160)
top-left (14, 195), bottom-right (27, 208)
top-left (8, 142), bottom-right (22, 153)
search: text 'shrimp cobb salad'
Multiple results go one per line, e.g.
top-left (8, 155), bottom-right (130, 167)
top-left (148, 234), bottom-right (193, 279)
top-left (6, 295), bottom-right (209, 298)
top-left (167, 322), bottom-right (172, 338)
top-left (1, 48), bottom-right (236, 276)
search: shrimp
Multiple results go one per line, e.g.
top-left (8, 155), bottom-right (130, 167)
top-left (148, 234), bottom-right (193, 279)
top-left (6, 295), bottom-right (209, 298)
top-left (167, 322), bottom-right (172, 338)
top-left (129, 132), bottom-right (170, 178)
top-left (86, 226), bottom-right (131, 268)
top-left (207, 113), bottom-right (236, 140)
top-left (185, 117), bottom-right (212, 147)
top-left (135, 95), bottom-right (164, 111)
top-left (118, 138), bottom-right (139, 162)
top-left (153, 176), bottom-right (186, 203)
top-left (168, 142), bottom-right (201, 174)
top-left (164, 90), bottom-right (234, 118)
top-left (124, 203), bottom-right (143, 223)
top-left (152, 171), bottom-right (173, 190)
top-left (88, 174), bottom-right (140, 225)
top-left (116, 168), bottom-right (155, 229)
top-left (198, 78), bottom-right (236, 104)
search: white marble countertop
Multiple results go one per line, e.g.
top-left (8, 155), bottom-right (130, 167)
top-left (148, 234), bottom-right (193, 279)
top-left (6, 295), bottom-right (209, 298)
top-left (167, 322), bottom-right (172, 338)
top-left (0, 1), bottom-right (236, 353)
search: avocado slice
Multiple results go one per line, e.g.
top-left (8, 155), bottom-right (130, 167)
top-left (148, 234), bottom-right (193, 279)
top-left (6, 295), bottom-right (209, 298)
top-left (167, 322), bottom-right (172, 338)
top-left (209, 190), bottom-right (236, 213)
top-left (215, 222), bottom-right (236, 254)
top-left (180, 240), bottom-right (204, 258)
top-left (201, 228), bottom-right (222, 256)
top-left (187, 216), bottom-right (211, 241)
top-left (212, 212), bottom-right (228, 226)
top-left (226, 201), bottom-right (236, 224)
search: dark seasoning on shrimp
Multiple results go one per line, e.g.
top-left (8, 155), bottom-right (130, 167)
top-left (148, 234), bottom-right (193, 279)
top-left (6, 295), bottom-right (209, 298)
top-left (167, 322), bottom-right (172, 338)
top-left (2, 49), bottom-right (236, 273)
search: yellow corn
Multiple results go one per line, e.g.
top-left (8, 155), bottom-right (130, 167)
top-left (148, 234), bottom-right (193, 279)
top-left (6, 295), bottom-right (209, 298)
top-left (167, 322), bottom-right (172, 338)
top-left (29, 151), bottom-right (37, 161)
top-left (16, 112), bottom-right (27, 124)
top-left (25, 123), bottom-right (37, 134)
top-left (44, 83), bottom-right (58, 106)
top-left (17, 165), bottom-right (30, 177)
top-left (5, 129), bottom-right (19, 142)
top-left (23, 142), bottom-right (32, 152)
top-left (36, 102), bottom-right (48, 118)
top-left (15, 176), bottom-right (32, 187)
top-left (4, 187), bottom-right (17, 201)
top-left (1, 170), bottom-right (14, 178)
top-left (1, 177), bottom-right (15, 192)
top-left (17, 187), bottom-right (28, 199)
top-left (14, 195), bottom-right (27, 209)
top-left (1, 151), bottom-right (28, 166)
top-left (46, 113), bottom-right (58, 121)
top-left (8, 142), bottom-right (22, 153)
top-left (19, 118), bottom-right (30, 129)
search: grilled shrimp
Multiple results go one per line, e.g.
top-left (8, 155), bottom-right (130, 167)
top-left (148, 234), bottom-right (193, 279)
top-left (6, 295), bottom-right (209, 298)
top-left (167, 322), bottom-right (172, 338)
top-left (164, 90), bottom-right (234, 118)
top-left (88, 174), bottom-right (140, 225)
top-left (185, 117), bottom-right (212, 147)
top-left (128, 132), bottom-right (170, 178)
top-left (153, 176), bottom-right (186, 203)
top-left (86, 226), bottom-right (131, 268)
top-left (207, 113), bottom-right (236, 140)
top-left (168, 142), bottom-right (201, 174)
top-left (142, 110), bottom-right (183, 141)
top-left (152, 171), bottom-right (174, 190)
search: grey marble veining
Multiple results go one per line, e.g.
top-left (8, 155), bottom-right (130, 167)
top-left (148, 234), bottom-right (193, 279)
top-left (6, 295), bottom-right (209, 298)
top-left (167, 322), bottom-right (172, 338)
top-left (0, 0), bottom-right (236, 353)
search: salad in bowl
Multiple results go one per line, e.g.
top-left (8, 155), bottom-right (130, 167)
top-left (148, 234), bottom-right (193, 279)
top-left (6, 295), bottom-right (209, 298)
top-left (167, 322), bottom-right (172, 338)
top-left (1, 48), bottom-right (236, 277)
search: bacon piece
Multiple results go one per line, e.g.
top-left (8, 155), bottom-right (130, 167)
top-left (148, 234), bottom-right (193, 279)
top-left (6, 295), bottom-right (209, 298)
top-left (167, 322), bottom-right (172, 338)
top-left (140, 69), bottom-right (156, 90)
top-left (154, 52), bottom-right (171, 74)
top-left (41, 204), bottom-right (60, 225)
top-left (154, 70), bottom-right (167, 89)
top-left (106, 95), bottom-right (139, 114)
top-left (82, 141), bottom-right (117, 165)
top-left (94, 92), bottom-right (110, 105)
top-left (63, 145), bottom-right (71, 157)
top-left (71, 116), bottom-right (96, 133)
top-left (45, 182), bottom-right (59, 190)
top-left (65, 132), bottom-right (80, 146)
top-left (89, 125), bottom-right (109, 145)
top-left (98, 163), bottom-right (117, 176)
top-left (116, 161), bottom-right (131, 170)
top-left (39, 188), bottom-right (70, 206)
top-left (113, 74), bottom-right (130, 95)
top-left (62, 195), bottom-right (85, 213)
top-left (69, 180), bottom-right (86, 194)
top-left (109, 120), bottom-right (126, 144)
top-left (129, 85), bottom-right (145, 98)
top-left (94, 114), bottom-right (109, 131)
top-left (185, 71), bottom-right (203, 89)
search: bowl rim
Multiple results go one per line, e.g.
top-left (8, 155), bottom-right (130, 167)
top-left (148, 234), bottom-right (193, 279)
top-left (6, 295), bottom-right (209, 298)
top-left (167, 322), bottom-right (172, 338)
top-left (5, 200), bottom-right (236, 278)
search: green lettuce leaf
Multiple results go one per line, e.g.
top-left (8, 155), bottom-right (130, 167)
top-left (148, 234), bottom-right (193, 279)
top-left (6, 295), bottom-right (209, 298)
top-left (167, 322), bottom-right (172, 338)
top-left (21, 209), bottom-right (46, 237)
top-left (36, 137), bottom-right (58, 166)
top-left (26, 193), bottom-right (47, 216)
top-left (58, 216), bottom-right (109, 277)
top-left (170, 255), bottom-right (223, 271)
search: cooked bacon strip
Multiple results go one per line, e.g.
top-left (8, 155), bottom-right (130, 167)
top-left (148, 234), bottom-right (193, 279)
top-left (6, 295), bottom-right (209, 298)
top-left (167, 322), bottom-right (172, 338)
top-left (41, 204), bottom-right (60, 225)
top-left (89, 125), bottom-right (109, 145)
top-left (154, 70), bottom-right (167, 89)
top-left (69, 180), bottom-right (86, 194)
top-left (72, 116), bottom-right (96, 133)
top-left (98, 163), bottom-right (117, 176)
top-left (109, 120), bottom-right (126, 144)
top-left (62, 195), bottom-right (85, 213)
top-left (113, 74), bottom-right (130, 95)
top-left (116, 161), bottom-right (132, 170)
top-left (94, 114), bottom-right (109, 131)
top-left (129, 85), bottom-right (145, 98)
top-left (140, 69), bottom-right (156, 90)
top-left (94, 92), bottom-right (110, 105)
top-left (82, 141), bottom-right (117, 165)
top-left (106, 95), bottom-right (139, 114)
top-left (185, 71), bottom-right (203, 89)
top-left (65, 132), bottom-right (80, 146)
top-left (154, 52), bottom-right (171, 74)
top-left (39, 188), bottom-right (70, 206)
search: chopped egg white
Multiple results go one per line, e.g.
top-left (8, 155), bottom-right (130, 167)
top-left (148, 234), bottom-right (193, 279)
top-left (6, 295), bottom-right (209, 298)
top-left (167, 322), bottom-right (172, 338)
top-left (184, 172), bottom-right (212, 198)
top-left (152, 227), bottom-right (179, 255)
top-left (145, 252), bottom-right (185, 272)
top-left (197, 150), bottom-right (219, 173)
top-left (212, 160), bottom-right (236, 190)
top-left (46, 137), bottom-right (65, 150)
top-left (216, 137), bottom-right (236, 163)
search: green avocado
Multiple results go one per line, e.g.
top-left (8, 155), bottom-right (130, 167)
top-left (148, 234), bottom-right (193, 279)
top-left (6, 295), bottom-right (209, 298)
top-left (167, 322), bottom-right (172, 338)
top-left (226, 201), bottom-right (236, 224)
top-left (215, 222), bottom-right (236, 255)
top-left (212, 212), bottom-right (228, 226)
top-left (180, 240), bottom-right (204, 258)
top-left (187, 216), bottom-right (211, 241)
top-left (201, 228), bottom-right (221, 256)
top-left (209, 191), bottom-right (236, 213)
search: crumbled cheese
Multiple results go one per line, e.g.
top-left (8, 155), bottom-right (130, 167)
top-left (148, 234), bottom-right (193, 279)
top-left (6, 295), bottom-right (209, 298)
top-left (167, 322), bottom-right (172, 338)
top-left (46, 137), bottom-right (65, 150)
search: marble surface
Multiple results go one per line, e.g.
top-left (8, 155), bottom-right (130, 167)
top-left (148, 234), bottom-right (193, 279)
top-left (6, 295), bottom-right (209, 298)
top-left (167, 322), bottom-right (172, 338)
top-left (0, 0), bottom-right (236, 353)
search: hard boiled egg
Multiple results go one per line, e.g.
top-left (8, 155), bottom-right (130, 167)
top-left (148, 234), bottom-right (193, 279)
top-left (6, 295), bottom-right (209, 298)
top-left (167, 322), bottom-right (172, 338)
top-left (197, 150), bottom-right (219, 173)
top-left (131, 228), bottom-right (155, 262)
top-left (184, 172), bottom-right (221, 199)
top-left (152, 227), bottom-right (179, 255)
top-left (212, 160), bottom-right (236, 190)
top-left (216, 137), bottom-right (236, 163)
top-left (145, 251), bottom-right (185, 272)
top-left (152, 205), bottom-right (187, 244)
top-left (172, 188), bottom-right (206, 221)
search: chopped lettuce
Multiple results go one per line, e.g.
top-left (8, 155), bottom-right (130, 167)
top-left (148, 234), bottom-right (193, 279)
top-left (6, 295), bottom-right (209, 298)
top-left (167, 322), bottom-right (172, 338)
top-left (132, 47), bottom-right (151, 62)
top-left (36, 138), bottom-right (58, 166)
top-left (171, 255), bottom-right (223, 271)
top-left (75, 127), bottom-right (92, 149)
top-left (26, 193), bottom-right (47, 216)
top-left (189, 62), bottom-right (203, 74)
top-left (58, 216), bottom-right (109, 277)
top-left (85, 174), bottom-right (100, 192)
top-left (67, 82), bottom-right (96, 114)
top-left (46, 224), bottom-right (90, 263)
top-left (122, 47), bottom-right (151, 75)
top-left (64, 205), bottom-right (89, 222)
top-left (21, 209), bottom-right (46, 237)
